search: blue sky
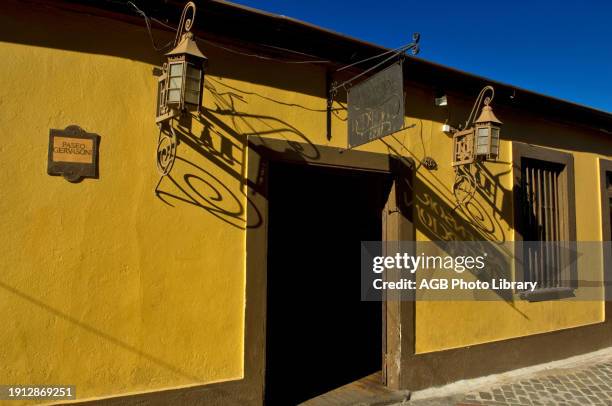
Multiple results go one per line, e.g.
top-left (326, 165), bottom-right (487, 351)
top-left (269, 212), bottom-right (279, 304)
top-left (233, 0), bottom-right (612, 112)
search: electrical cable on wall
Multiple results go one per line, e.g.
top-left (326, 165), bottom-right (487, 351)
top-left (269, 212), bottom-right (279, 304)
top-left (127, 1), bottom-right (330, 64)
top-left (127, 1), bottom-right (174, 51)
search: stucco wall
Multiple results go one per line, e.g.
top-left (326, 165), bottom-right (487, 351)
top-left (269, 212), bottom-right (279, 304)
top-left (409, 100), bottom-right (609, 353)
top-left (0, 3), bottom-right (248, 403)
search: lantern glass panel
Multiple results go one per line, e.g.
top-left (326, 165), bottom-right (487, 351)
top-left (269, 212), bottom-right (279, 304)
top-left (186, 64), bottom-right (200, 79)
top-left (490, 127), bottom-right (500, 156)
top-left (476, 126), bottom-right (490, 155)
top-left (169, 77), bottom-right (182, 89)
top-left (184, 92), bottom-right (199, 105)
top-left (167, 62), bottom-right (184, 104)
top-left (168, 90), bottom-right (181, 103)
top-left (169, 63), bottom-right (183, 76)
top-left (184, 64), bottom-right (202, 106)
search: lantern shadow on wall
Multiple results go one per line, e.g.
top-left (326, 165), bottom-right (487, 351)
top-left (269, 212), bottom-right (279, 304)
top-left (151, 1), bottom-right (257, 229)
top-left (151, 2), bottom-right (328, 229)
top-left (154, 78), bottom-right (327, 230)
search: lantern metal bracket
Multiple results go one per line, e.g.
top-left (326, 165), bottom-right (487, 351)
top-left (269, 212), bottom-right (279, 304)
top-left (174, 1), bottom-right (197, 47)
top-left (464, 85), bottom-right (495, 130)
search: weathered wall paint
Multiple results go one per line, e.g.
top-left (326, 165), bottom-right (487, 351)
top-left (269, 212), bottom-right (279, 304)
top-left (0, 3), bottom-right (250, 404)
top-left (406, 98), bottom-right (610, 353)
top-left (0, 1), bottom-right (609, 403)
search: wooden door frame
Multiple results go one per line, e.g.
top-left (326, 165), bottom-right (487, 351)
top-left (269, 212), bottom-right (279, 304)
top-left (244, 137), bottom-right (416, 402)
top-left (598, 158), bottom-right (612, 319)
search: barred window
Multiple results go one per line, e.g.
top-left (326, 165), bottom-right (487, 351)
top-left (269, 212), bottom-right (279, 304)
top-left (513, 143), bottom-right (576, 301)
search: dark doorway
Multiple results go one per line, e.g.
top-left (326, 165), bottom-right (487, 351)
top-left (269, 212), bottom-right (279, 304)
top-left (265, 161), bottom-right (392, 405)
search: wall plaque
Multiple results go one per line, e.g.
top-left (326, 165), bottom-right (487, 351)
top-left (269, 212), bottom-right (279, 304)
top-left (347, 61), bottom-right (405, 148)
top-left (47, 125), bottom-right (99, 182)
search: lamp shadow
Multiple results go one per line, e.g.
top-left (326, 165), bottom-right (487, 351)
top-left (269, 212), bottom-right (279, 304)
top-left (381, 136), bottom-right (527, 313)
top-left (154, 78), bottom-right (323, 229)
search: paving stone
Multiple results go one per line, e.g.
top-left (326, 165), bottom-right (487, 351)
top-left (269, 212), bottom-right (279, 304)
top-left (561, 394), bottom-right (574, 402)
top-left (402, 350), bottom-right (612, 406)
top-left (479, 391), bottom-right (492, 400)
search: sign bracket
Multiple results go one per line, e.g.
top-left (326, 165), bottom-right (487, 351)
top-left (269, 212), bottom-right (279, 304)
top-left (326, 33), bottom-right (420, 149)
top-left (329, 33), bottom-right (420, 96)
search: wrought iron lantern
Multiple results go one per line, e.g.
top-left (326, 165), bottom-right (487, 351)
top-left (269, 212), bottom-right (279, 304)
top-left (156, 2), bottom-right (207, 125)
top-left (452, 85), bottom-right (502, 166)
top-left (474, 100), bottom-right (502, 159)
top-left (165, 33), bottom-right (207, 111)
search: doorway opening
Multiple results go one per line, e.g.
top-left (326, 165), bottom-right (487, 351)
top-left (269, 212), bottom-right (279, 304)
top-left (265, 161), bottom-right (392, 405)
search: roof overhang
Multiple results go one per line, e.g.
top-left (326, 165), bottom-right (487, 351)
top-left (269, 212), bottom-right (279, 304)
top-left (35, 0), bottom-right (612, 133)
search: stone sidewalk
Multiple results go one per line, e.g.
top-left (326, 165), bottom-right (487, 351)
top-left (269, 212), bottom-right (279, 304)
top-left (398, 347), bottom-right (612, 405)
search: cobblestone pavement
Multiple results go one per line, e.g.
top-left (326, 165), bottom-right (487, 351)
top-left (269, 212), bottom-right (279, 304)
top-left (400, 348), bottom-right (612, 405)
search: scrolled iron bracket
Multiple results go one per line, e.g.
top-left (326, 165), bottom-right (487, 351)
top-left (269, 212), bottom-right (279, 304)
top-left (174, 1), bottom-right (197, 46)
top-left (464, 85), bottom-right (495, 130)
top-left (410, 32), bottom-right (420, 56)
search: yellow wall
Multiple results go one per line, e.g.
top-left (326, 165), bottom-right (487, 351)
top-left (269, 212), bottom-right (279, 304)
top-left (0, 1), bottom-right (609, 403)
top-left (409, 100), bottom-right (609, 353)
top-left (0, 3), bottom-right (249, 404)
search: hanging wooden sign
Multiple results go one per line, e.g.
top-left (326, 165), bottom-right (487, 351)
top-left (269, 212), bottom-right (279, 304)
top-left (347, 61), bottom-right (405, 148)
top-left (47, 125), bottom-right (99, 182)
